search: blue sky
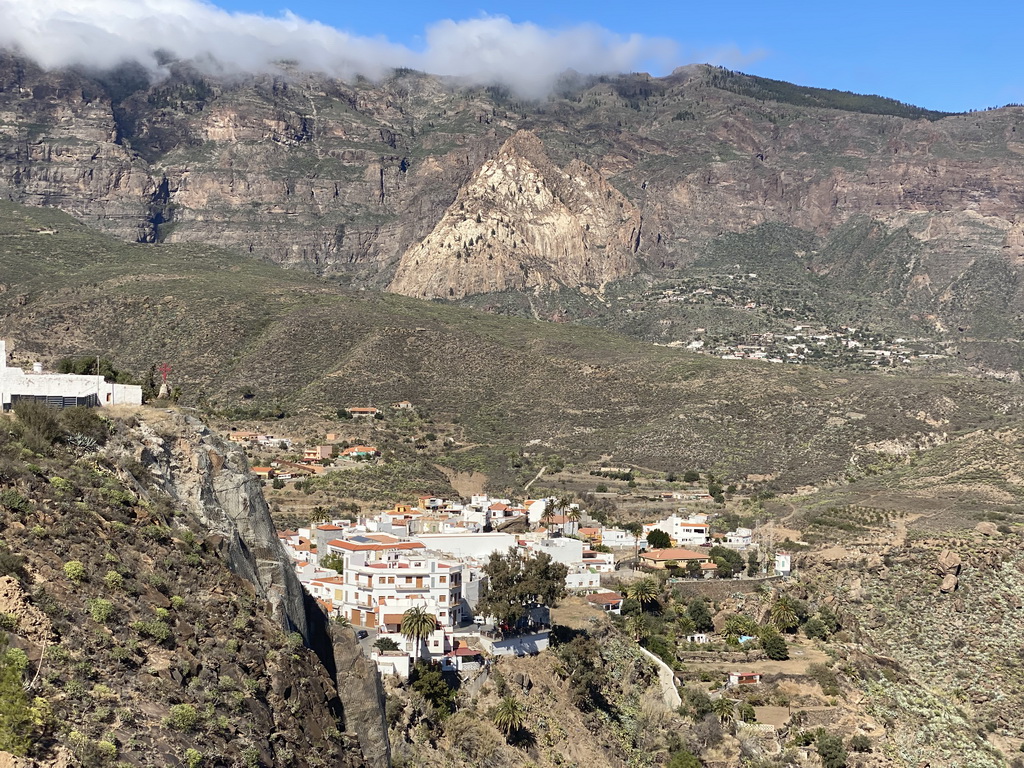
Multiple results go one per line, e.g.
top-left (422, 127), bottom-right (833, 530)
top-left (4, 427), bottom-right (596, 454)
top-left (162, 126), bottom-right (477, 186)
top-left (206, 0), bottom-right (1024, 112)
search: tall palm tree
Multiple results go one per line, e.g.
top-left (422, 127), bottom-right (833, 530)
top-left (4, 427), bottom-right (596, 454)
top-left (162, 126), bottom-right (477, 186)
top-left (400, 605), bottom-right (437, 659)
top-left (712, 697), bottom-right (735, 724)
top-left (769, 595), bottom-right (800, 632)
top-left (540, 499), bottom-right (557, 529)
top-left (492, 695), bottom-right (526, 739)
top-left (628, 577), bottom-right (660, 610)
top-left (626, 614), bottom-right (650, 643)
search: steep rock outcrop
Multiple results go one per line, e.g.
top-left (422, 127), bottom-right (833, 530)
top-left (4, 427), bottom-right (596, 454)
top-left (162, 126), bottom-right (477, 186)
top-left (113, 412), bottom-right (390, 768)
top-left (388, 131), bottom-right (641, 298)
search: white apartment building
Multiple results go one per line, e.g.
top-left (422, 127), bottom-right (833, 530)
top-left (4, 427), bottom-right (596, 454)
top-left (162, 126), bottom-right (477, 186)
top-left (323, 537), bottom-right (463, 628)
top-left (643, 513), bottom-right (711, 547)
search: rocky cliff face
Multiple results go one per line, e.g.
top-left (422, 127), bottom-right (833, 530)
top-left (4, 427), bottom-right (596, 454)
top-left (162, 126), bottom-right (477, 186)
top-left (0, 405), bottom-right (390, 767)
top-left (2, 53), bottom-right (1024, 315)
top-left (121, 412), bottom-right (391, 768)
top-left (388, 131), bottom-right (641, 298)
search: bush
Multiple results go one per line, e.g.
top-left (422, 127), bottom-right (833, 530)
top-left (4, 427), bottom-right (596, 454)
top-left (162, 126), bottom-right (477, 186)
top-left (816, 731), bottom-right (848, 768)
top-left (666, 749), bottom-right (701, 768)
top-left (131, 620), bottom-right (171, 643)
top-left (760, 628), bottom-right (789, 660)
top-left (63, 560), bottom-right (87, 583)
top-left (184, 748), bottom-right (203, 768)
top-left (165, 703), bottom-right (200, 732)
top-left (849, 733), bottom-right (871, 753)
top-left (374, 637), bottom-right (400, 651)
top-left (0, 490), bottom-right (28, 515)
top-left (0, 614), bottom-right (17, 633)
top-left (102, 570), bottom-right (124, 591)
top-left (88, 599), bottom-right (115, 624)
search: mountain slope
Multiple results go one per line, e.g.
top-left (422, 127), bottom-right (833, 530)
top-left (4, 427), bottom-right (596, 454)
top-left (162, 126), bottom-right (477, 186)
top-left (1, 201), bottom-right (1021, 493)
top-left (2, 54), bottom-right (1024, 347)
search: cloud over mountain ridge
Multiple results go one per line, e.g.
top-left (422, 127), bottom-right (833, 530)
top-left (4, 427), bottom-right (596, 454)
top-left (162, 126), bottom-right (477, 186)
top-left (0, 0), bottom-right (761, 96)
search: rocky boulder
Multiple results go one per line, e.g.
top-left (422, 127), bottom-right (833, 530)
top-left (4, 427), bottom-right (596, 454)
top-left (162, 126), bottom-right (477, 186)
top-left (936, 549), bottom-right (962, 576)
top-left (940, 573), bottom-right (959, 593)
top-left (974, 521), bottom-right (1000, 536)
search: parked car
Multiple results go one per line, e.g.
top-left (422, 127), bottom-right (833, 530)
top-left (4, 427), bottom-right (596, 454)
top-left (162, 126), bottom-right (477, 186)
top-left (356, 630), bottom-right (369, 639)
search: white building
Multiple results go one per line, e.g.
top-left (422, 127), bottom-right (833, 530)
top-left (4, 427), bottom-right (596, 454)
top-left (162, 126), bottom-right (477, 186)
top-left (412, 532), bottom-right (518, 562)
top-left (1, 340), bottom-right (143, 411)
top-left (324, 537), bottom-right (463, 628)
top-left (775, 551), bottom-right (792, 577)
top-left (725, 527), bottom-right (754, 549)
top-left (642, 513), bottom-right (710, 547)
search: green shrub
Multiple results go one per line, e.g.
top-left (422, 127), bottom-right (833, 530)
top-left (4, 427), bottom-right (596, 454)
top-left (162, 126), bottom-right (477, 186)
top-left (184, 748), bottom-right (203, 768)
top-left (169, 596), bottom-right (186, 611)
top-left (63, 560), bottom-right (87, 583)
top-left (164, 703), bottom-right (200, 732)
top-left (102, 570), bottom-right (124, 591)
top-left (0, 490), bottom-right (28, 514)
top-left (49, 477), bottom-right (75, 496)
top-left (849, 733), bottom-right (871, 753)
top-left (0, 545), bottom-right (26, 581)
top-left (0, 614), bottom-right (17, 633)
top-left (88, 599), bottom-right (115, 624)
top-left (131, 620), bottom-right (171, 643)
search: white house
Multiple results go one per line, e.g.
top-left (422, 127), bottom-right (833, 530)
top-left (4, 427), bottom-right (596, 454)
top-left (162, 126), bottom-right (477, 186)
top-left (642, 513), bottom-right (710, 547)
top-left (775, 551), bottom-right (792, 576)
top-left (725, 527), bottom-right (754, 549)
top-left (1, 340), bottom-right (143, 411)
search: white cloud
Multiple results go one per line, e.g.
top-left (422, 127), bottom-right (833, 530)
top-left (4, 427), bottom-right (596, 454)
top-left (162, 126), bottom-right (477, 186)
top-left (0, 0), bottom-right (759, 96)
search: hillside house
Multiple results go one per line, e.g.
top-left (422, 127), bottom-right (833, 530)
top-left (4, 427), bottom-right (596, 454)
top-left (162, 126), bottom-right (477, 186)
top-left (728, 671), bottom-right (762, 687)
top-left (0, 340), bottom-right (143, 410)
top-left (639, 547), bottom-right (711, 570)
top-left (585, 591), bottom-right (624, 614)
top-left (341, 444), bottom-right (378, 459)
top-left (346, 407), bottom-right (379, 417)
top-left (642, 513), bottom-right (710, 547)
top-left (303, 445), bottom-right (333, 462)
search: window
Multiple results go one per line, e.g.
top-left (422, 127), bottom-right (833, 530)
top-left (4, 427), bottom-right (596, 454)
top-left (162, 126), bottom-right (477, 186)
top-left (378, 577), bottom-right (385, 584)
top-left (387, 577), bottom-right (394, 584)
top-left (439, 575), bottom-right (447, 583)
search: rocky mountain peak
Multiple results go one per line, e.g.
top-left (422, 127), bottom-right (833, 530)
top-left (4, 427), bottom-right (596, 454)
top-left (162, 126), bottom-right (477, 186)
top-left (386, 129), bottom-right (642, 299)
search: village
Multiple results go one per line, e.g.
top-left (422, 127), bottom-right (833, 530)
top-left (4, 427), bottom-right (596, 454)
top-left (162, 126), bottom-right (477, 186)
top-left (642, 277), bottom-right (950, 369)
top-left (266, 475), bottom-right (793, 680)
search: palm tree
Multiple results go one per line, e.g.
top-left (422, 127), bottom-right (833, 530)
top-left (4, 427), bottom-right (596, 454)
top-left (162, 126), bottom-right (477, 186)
top-left (769, 596), bottom-right (800, 632)
top-left (712, 697), bottom-right (735, 724)
top-left (628, 577), bottom-right (660, 610)
top-left (400, 605), bottom-right (437, 659)
top-left (626, 614), bottom-right (650, 643)
top-left (540, 499), bottom-right (556, 529)
top-left (492, 695), bottom-right (526, 739)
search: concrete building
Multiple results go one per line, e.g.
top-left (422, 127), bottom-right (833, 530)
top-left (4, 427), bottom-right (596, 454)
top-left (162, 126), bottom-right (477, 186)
top-left (1, 340), bottom-right (143, 411)
top-left (412, 532), bottom-right (518, 561)
top-left (323, 537), bottom-right (462, 628)
top-left (642, 513), bottom-right (710, 547)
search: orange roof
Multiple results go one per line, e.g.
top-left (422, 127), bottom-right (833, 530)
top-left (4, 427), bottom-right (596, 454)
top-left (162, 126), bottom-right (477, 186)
top-left (700, 562), bottom-right (719, 570)
top-left (326, 539), bottom-right (425, 552)
top-left (252, 466), bottom-right (273, 472)
top-left (641, 548), bottom-right (709, 561)
top-left (580, 527), bottom-right (601, 535)
top-left (318, 524), bottom-right (343, 531)
top-left (381, 613), bottom-right (405, 625)
top-left (311, 576), bottom-right (345, 585)
top-left (586, 592), bottom-right (624, 605)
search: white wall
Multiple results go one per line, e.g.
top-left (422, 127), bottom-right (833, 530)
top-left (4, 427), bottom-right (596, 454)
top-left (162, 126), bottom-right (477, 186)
top-left (413, 532), bottom-right (518, 561)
